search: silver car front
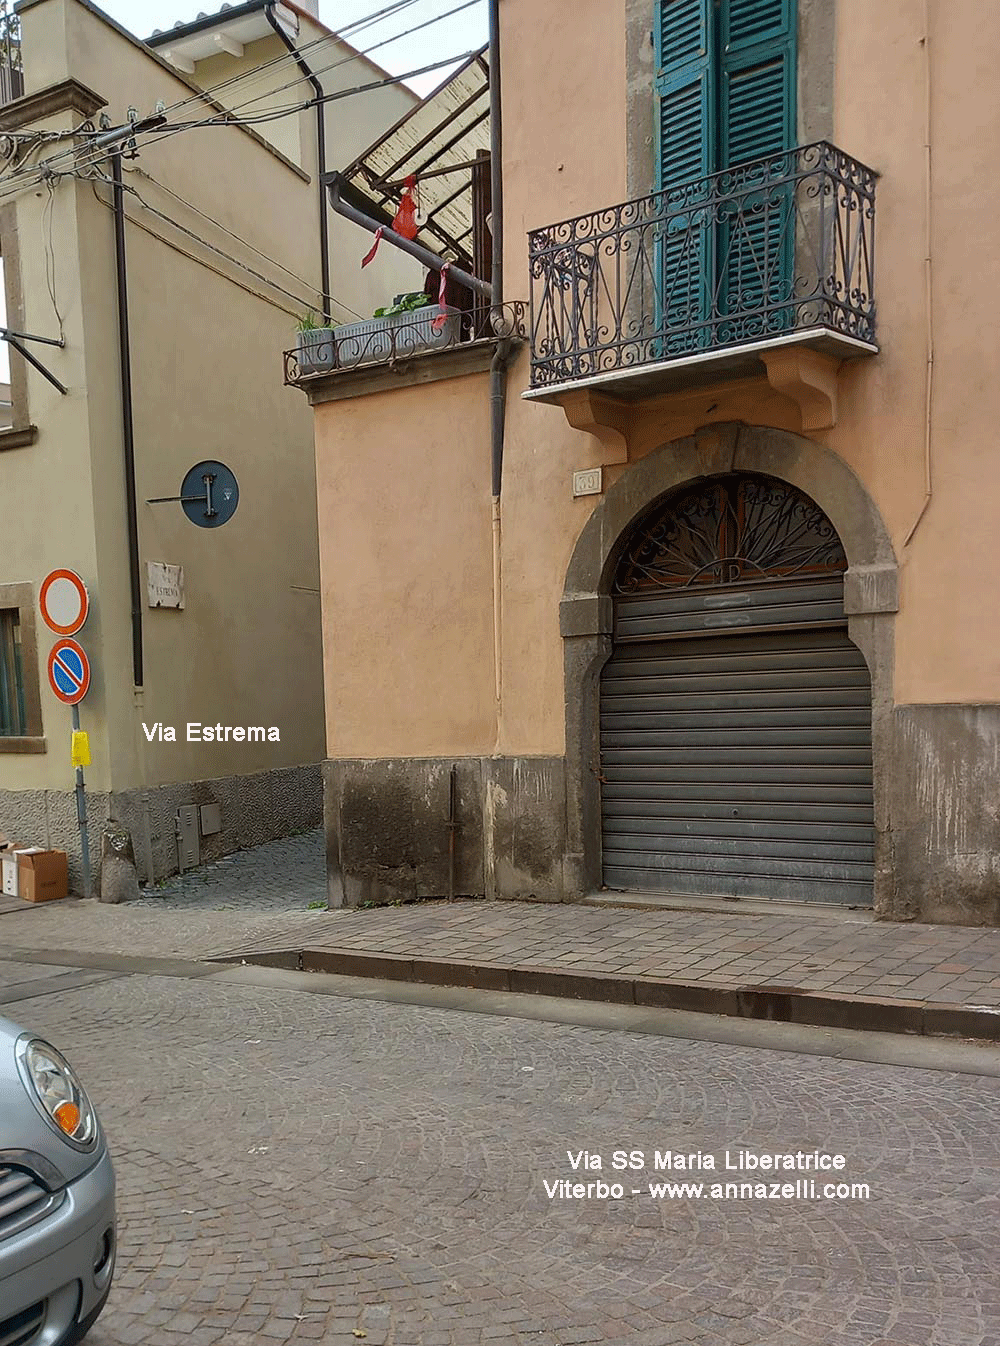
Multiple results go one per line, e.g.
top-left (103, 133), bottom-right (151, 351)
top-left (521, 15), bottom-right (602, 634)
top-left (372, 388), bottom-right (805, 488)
top-left (0, 1017), bottom-right (116, 1346)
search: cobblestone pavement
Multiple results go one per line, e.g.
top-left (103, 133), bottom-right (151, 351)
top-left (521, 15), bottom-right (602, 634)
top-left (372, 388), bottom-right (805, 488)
top-left (7, 966), bottom-right (1000, 1346)
top-left (214, 899), bottom-right (1000, 1010)
top-left (135, 828), bottom-right (325, 910)
top-left (0, 830), bottom-right (327, 961)
top-left (6, 827), bottom-right (1000, 1012)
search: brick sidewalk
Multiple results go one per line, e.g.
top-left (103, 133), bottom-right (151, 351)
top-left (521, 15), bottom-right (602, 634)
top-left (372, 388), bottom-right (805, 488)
top-left (213, 898), bottom-right (1000, 1039)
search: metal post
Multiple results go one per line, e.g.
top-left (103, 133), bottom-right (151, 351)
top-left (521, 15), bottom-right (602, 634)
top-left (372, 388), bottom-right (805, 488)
top-left (71, 705), bottom-right (91, 898)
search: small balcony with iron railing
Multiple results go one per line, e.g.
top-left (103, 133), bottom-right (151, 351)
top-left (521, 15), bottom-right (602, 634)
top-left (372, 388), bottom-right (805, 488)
top-left (283, 300), bottom-right (526, 391)
top-left (0, 3), bottom-right (22, 106)
top-left (524, 143), bottom-right (878, 426)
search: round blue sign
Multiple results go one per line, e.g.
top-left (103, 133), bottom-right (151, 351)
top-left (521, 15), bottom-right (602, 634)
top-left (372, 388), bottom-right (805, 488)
top-left (181, 461), bottom-right (240, 529)
top-left (47, 637), bottom-right (91, 704)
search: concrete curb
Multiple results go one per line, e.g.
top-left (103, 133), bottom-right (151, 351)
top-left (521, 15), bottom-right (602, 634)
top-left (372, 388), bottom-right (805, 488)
top-left (214, 947), bottom-right (1000, 1042)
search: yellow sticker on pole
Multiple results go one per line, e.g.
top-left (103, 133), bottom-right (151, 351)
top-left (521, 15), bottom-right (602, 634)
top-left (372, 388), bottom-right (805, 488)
top-left (71, 730), bottom-right (90, 768)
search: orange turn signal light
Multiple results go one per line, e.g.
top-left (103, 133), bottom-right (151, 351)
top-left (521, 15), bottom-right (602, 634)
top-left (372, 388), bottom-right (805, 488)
top-left (54, 1101), bottom-right (81, 1135)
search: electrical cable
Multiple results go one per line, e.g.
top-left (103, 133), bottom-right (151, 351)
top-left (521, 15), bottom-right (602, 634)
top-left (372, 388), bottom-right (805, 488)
top-left (88, 168), bottom-right (358, 318)
top-left (197, 0), bottom-right (484, 122)
top-left (41, 175), bottom-right (65, 339)
top-left (0, 0), bottom-right (483, 200)
top-left (127, 164), bottom-right (362, 317)
top-left (0, 47), bottom-right (479, 204)
top-left (90, 180), bottom-right (304, 319)
top-left (145, 0), bottom-right (426, 124)
top-left (84, 0), bottom-right (484, 173)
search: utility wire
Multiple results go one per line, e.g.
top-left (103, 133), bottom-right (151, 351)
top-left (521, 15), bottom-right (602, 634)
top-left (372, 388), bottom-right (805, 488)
top-left (88, 168), bottom-right (359, 318)
top-left (120, 164), bottom-right (365, 319)
top-left (146, 0), bottom-right (425, 126)
top-left (0, 0), bottom-right (483, 201)
top-left (193, 0), bottom-right (483, 122)
top-left (85, 0), bottom-right (484, 172)
top-left (90, 180), bottom-right (307, 320)
top-left (128, 165), bottom-right (362, 316)
top-left (0, 49), bottom-right (477, 205)
top-left (0, 0), bottom-right (434, 187)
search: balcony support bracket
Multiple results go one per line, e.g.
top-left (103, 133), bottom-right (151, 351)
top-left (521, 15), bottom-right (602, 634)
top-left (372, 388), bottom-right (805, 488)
top-left (561, 389), bottom-right (630, 464)
top-left (761, 347), bottom-right (842, 432)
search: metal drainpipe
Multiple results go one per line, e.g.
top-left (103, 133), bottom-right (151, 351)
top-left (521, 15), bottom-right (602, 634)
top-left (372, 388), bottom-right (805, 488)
top-left (488, 0), bottom-right (509, 722)
top-left (265, 2), bottom-right (331, 321)
top-left (111, 151), bottom-right (144, 688)
top-left (325, 176), bottom-right (491, 297)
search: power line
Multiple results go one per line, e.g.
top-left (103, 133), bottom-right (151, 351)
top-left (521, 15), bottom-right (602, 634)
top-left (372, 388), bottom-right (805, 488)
top-left (205, 0), bottom-right (484, 122)
top-left (121, 164), bottom-right (365, 319)
top-left (0, 0), bottom-right (484, 202)
top-left (93, 0), bottom-right (484, 172)
top-left (0, 0), bottom-right (431, 187)
top-left (129, 165), bottom-right (362, 317)
top-left (2, 49), bottom-right (477, 205)
top-left (147, 0), bottom-right (426, 127)
top-left (89, 171), bottom-right (327, 316)
top-left (90, 179), bottom-right (306, 320)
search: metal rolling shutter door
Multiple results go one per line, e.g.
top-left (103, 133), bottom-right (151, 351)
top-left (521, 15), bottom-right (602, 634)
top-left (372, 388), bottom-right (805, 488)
top-left (600, 579), bottom-right (875, 903)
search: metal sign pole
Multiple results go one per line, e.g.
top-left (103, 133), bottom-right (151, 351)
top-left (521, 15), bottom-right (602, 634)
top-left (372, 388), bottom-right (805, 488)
top-left (70, 704), bottom-right (92, 898)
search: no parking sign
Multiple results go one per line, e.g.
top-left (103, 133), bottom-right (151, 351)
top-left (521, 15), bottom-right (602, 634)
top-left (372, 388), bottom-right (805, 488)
top-left (47, 637), bottom-right (91, 705)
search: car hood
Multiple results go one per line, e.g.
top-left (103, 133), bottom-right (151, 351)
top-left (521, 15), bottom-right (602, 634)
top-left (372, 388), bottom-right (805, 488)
top-left (0, 1014), bottom-right (105, 1188)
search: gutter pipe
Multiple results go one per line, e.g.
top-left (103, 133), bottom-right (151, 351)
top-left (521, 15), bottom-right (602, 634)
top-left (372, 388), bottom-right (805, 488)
top-left (111, 151), bottom-right (144, 688)
top-left (488, 0), bottom-right (510, 714)
top-left (265, 2), bottom-right (332, 321)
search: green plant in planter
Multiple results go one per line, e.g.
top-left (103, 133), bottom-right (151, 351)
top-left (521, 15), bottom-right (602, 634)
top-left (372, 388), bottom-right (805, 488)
top-left (296, 310), bottom-right (324, 332)
top-left (372, 291), bottom-right (432, 319)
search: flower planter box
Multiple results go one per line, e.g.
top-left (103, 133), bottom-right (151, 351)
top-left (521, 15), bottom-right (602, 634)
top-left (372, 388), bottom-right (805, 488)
top-left (296, 327), bottom-right (336, 375)
top-left (334, 306), bottom-right (462, 369)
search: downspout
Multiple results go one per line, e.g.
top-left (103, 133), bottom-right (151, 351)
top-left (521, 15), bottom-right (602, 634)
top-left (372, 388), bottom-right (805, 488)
top-left (488, 0), bottom-right (510, 733)
top-left (904, 0), bottom-right (934, 547)
top-left (111, 151), bottom-right (143, 688)
top-left (266, 2), bottom-right (331, 321)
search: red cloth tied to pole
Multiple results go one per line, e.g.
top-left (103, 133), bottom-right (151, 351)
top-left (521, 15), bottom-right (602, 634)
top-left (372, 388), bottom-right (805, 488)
top-left (431, 263), bottom-right (451, 333)
top-left (360, 227), bottom-right (383, 268)
top-left (392, 174), bottom-right (419, 241)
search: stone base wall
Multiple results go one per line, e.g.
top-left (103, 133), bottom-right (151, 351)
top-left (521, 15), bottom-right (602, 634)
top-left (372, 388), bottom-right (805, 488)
top-left (0, 763), bottom-right (323, 894)
top-left (327, 716), bottom-right (1000, 927)
top-left (888, 705), bottom-right (1000, 926)
top-left (323, 757), bottom-right (568, 907)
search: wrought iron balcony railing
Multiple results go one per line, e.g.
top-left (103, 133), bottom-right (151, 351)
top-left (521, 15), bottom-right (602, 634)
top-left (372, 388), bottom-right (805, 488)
top-left (284, 301), bottom-right (526, 386)
top-left (0, 3), bottom-right (23, 106)
top-left (528, 142), bottom-right (877, 392)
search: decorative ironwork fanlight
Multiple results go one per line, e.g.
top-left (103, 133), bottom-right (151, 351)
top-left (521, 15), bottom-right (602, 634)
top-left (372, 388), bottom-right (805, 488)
top-left (613, 473), bottom-right (846, 594)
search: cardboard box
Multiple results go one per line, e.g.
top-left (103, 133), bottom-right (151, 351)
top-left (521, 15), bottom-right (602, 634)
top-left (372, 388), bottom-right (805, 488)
top-left (15, 849), bottom-right (68, 903)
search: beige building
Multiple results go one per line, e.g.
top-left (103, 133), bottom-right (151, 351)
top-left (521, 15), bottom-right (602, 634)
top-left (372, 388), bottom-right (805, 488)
top-left (292, 0), bottom-right (1000, 928)
top-left (0, 0), bottom-right (418, 887)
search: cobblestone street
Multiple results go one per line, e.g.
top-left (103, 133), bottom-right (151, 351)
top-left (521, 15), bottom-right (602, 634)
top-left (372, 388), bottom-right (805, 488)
top-left (4, 953), bottom-right (1000, 1346)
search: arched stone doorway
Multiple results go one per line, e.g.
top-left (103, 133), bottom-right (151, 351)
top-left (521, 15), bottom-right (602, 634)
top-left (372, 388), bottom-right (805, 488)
top-left (600, 472), bottom-right (873, 902)
top-left (560, 423), bottom-right (898, 914)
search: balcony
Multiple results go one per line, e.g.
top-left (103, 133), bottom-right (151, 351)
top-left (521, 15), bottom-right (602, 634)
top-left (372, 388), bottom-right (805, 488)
top-left (284, 301), bottom-right (526, 400)
top-left (0, 5), bottom-right (22, 105)
top-left (524, 143), bottom-right (877, 426)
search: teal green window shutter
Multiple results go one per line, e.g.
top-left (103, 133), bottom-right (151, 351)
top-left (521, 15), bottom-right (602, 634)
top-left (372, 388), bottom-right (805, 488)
top-left (655, 0), bottom-right (715, 189)
top-left (654, 0), bottom-right (715, 348)
top-left (719, 0), bottom-right (797, 324)
top-left (654, 0), bottom-right (797, 347)
top-left (720, 0), bottom-right (795, 165)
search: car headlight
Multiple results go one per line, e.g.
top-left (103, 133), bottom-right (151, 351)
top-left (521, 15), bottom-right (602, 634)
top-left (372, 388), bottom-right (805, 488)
top-left (16, 1037), bottom-right (98, 1149)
